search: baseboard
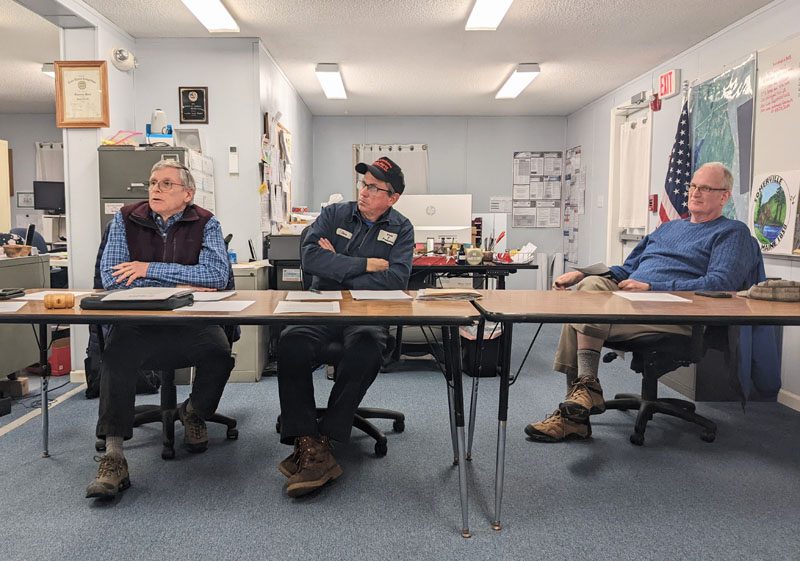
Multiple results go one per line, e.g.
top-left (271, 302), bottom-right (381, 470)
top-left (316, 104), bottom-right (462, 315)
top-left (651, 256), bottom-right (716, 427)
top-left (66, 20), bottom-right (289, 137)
top-left (70, 369), bottom-right (86, 384)
top-left (777, 388), bottom-right (800, 412)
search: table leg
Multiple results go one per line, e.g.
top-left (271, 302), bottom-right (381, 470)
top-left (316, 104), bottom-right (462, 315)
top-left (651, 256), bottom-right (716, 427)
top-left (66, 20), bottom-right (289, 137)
top-left (38, 322), bottom-right (50, 458)
top-left (466, 318), bottom-right (485, 461)
top-left (443, 326), bottom-right (471, 538)
top-left (492, 321), bottom-right (513, 530)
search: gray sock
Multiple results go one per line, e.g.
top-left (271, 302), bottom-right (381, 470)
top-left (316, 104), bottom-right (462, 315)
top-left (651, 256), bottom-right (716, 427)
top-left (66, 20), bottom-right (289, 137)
top-left (105, 436), bottom-right (124, 459)
top-left (576, 349), bottom-right (601, 381)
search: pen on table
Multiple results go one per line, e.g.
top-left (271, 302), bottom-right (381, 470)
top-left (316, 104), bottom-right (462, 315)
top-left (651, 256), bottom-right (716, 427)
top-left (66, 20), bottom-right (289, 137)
top-left (494, 231), bottom-right (506, 247)
top-left (310, 288), bottom-right (321, 294)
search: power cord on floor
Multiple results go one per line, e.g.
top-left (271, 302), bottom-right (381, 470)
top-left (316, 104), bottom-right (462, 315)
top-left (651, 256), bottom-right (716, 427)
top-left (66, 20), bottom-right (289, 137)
top-left (12, 380), bottom-right (72, 409)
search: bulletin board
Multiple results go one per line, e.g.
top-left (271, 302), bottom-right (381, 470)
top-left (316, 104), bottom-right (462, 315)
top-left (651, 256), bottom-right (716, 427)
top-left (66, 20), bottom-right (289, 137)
top-left (750, 33), bottom-right (800, 256)
top-left (511, 151), bottom-right (563, 228)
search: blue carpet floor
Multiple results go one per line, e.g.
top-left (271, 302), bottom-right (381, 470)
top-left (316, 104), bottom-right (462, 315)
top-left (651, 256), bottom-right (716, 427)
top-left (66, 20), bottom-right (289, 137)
top-left (1, 324), bottom-right (798, 561)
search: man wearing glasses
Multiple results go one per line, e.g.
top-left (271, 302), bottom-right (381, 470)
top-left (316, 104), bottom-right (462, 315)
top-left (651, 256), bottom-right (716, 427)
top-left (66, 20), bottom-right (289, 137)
top-left (276, 156), bottom-right (413, 497)
top-left (86, 160), bottom-right (234, 499)
top-left (526, 161), bottom-right (758, 443)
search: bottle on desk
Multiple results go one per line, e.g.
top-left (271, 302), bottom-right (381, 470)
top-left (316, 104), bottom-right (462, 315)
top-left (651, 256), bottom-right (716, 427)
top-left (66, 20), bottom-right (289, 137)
top-left (457, 244), bottom-right (467, 265)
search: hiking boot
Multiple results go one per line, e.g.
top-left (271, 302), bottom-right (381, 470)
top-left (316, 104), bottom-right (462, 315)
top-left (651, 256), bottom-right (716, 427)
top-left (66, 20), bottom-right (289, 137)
top-left (178, 400), bottom-right (208, 453)
top-left (559, 376), bottom-right (605, 421)
top-left (524, 409), bottom-right (591, 443)
top-left (286, 436), bottom-right (343, 498)
top-left (278, 446), bottom-right (301, 478)
top-left (85, 454), bottom-right (130, 499)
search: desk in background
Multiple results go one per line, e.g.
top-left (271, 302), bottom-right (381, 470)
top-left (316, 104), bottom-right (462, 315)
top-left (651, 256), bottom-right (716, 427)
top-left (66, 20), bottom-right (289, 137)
top-left (472, 289), bottom-right (800, 532)
top-left (410, 256), bottom-right (537, 290)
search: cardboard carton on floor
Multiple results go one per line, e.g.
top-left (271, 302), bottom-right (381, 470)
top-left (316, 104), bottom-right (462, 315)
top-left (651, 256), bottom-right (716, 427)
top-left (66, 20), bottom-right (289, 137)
top-left (0, 377), bottom-right (29, 398)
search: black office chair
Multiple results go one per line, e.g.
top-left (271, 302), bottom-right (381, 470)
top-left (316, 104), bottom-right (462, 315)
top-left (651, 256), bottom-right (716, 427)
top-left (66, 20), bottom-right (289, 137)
top-left (94, 226), bottom-right (239, 460)
top-left (275, 227), bottom-right (405, 457)
top-left (602, 326), bottom-right (719, 445)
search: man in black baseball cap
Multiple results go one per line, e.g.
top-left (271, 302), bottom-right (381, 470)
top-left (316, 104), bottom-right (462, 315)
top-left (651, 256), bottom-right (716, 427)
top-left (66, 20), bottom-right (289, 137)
top-left (355, 156), bottom-right (405, 195)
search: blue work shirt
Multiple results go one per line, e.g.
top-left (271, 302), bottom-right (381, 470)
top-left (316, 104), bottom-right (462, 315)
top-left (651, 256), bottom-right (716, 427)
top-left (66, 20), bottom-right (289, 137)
top-left (301, 201), bottom-right (414, 291)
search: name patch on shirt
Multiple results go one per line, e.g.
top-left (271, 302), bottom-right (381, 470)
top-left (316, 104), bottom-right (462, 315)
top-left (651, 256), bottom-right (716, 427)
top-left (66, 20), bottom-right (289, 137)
top-left (336, 228), bottom-right (353, 240)
top-left (377, 230), bottom-right (398, 245)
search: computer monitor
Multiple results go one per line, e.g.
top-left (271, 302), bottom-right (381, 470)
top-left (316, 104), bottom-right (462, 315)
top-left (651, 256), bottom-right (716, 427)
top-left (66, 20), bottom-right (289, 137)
top-left (392, 194), bottom-right (473, 244)
top-left (33, 181), bottom-right (66, 214)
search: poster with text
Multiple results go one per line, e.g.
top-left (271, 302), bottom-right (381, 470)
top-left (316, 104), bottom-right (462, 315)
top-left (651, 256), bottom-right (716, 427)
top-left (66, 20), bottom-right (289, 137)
top-left (512, 151), bottom-right (563, 228)
top-left (749, 170), bottom-right (800, 256)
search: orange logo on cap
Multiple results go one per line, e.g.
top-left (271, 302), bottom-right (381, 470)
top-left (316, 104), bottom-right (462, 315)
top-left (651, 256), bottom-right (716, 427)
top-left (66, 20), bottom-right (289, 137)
top-left (373, 158), bottom-right (392, 172)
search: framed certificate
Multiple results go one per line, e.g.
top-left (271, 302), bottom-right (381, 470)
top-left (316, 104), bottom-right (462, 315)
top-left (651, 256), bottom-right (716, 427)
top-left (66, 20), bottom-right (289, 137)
top-left (54, 61), bottom-right (110, 128)
top-left (179, 87), bottom-right (208, 124)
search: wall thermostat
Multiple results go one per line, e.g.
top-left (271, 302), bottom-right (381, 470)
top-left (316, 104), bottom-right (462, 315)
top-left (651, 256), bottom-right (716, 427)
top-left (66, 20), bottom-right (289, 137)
top-left (229, 145), bottom-right (239, 174)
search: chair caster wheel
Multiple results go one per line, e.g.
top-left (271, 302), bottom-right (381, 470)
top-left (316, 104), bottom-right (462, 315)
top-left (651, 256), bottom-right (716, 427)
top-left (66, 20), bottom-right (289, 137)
top-left (630, 433), bottom-right (644, 446)
top-left (701, 432), bottom-right (715, 443)
top-left (95, 439), bottom-right (106, 452)
top-left (227, 428), bottom-right (238, 440)
top-left (162, 447), bottom-right (175, 460)
top-left (393, 420), bottom-right (405, 433)
top-left (375, 442), bottom-right (388, 457)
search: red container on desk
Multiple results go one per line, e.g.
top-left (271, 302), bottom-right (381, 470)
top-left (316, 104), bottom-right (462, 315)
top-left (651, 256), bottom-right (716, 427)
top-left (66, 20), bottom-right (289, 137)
top-left (48, 338), bottom-right (72, 376)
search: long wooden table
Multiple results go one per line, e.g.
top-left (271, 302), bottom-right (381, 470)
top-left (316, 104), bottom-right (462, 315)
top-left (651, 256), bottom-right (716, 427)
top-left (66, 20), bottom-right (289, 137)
top-left (2, 289), bottom-right (480, 537)
top-left (471, 289), bottom-right (800, 531)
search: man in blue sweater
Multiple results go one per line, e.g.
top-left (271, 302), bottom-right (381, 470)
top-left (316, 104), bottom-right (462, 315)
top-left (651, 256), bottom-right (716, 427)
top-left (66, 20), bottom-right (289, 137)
top-left (526, 162), bottom-right (758, 442)
top-left (276, 157), bottom-right (414, 497)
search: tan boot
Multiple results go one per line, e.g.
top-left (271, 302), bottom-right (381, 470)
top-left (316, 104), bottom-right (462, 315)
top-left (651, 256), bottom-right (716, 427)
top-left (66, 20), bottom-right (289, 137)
top-left (178, 400), bottom-right (208, 453)
top-left (524, 409), bottom-right (591, 443)
top-left (86, 454), bottom-right (131, 499)
top-left (286, 436), bottom-right (343, 497)
top-left (560, 376), bottom-right (606, 421)
top-left (278, 440), bottom-right (302, 478)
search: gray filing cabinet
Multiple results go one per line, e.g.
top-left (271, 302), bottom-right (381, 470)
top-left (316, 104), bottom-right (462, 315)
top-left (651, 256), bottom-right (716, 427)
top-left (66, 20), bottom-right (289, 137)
top-left (98, 145), bottom-right (188, 231)
top-left (264, 234), bottom-right (303, 290)
top-left (0, 255), bottom-right (50, 377)
top-left (229, 263), bottom-right (270, 382)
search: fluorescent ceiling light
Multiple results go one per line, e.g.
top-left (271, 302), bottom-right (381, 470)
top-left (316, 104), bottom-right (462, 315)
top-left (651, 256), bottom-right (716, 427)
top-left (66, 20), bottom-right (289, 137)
top-left (315, 64), bottom-right (347, 100)
top-left (496, 63), bottom-right (540, 99)
top-left (41, 63), bottom-right (55, 78)
top-left (466, 0), bottom-right (514, 30)
top-left (181, 0), bottom-right (239, 33)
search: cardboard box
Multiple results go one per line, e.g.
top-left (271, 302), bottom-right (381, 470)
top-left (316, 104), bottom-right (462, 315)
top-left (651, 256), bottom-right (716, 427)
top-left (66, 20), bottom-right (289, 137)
top-left (0, 376), bottom-right (29, 397)
top-left (49, 338), bottom-right (71, 376)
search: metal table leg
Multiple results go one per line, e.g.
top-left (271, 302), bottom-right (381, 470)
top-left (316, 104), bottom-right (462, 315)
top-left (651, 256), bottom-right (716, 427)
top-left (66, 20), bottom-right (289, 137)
top-left (38, 322), bottom-right (51, 458)
top-left (466, 318), bottom-right (485, 461)
top-left (492, 321), bottom-right (513, 530)
top-left (443, 326), bottom-right (470, 538)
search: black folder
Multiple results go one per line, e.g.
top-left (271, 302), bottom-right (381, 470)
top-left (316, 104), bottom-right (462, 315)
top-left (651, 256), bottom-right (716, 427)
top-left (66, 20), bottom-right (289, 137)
top-left (80, 291), bottom-right (194, 311)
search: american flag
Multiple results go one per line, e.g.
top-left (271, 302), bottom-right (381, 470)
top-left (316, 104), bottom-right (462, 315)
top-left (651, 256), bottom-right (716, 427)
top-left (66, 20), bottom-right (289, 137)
top-left (659, 100), bottom-right (691, 223)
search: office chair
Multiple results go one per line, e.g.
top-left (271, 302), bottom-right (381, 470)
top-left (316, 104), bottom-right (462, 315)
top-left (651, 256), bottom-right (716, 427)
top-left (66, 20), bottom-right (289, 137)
top-left (94, 224), bottom-right (239, 460)
top-left (602, 238), bottom-right (767, 446)
top-left (275, 227), bottom-right (405, 457)
top-left (602, 325), bottom-right (719, 446)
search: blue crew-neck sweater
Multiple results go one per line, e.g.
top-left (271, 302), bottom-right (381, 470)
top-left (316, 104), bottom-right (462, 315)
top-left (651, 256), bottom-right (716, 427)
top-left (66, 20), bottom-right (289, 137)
top-left (609, 216), bottom-right (758, 292)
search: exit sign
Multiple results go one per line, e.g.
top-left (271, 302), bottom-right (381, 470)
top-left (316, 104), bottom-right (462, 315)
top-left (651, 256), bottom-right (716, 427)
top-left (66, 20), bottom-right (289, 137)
top-left (658, 69), bottom-right (681, 99)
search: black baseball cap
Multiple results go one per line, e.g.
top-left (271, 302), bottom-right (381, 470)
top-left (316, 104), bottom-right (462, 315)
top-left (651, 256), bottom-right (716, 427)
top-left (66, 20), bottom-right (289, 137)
top-left (355, 156), bottom-right (405, 194)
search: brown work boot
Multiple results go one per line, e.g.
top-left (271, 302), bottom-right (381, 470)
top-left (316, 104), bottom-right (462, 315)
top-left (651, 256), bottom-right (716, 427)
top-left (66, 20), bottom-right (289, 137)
top-left (85, 454), bottom-right (130, 499)
top-left (524, 409), bottom-right (591, 443)
top-left (278, 445), bottom-right (301, 478)
top-left (559, 376), bottom-right (605, 421)
top-left (178, 400), bottom-right (208, 453)
top-left (286, 436), bottom-right (343, 498)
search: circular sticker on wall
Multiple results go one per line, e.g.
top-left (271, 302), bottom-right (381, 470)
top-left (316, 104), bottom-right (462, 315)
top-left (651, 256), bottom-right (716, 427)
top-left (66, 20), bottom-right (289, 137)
top-left (752, 174), bottom-right (789, 250)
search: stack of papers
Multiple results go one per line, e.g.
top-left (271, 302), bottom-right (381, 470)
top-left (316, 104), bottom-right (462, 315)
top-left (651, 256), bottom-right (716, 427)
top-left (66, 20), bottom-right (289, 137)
top-left (16, 291), bottom-right (92, 300)
top-left (416, 288), bottom-right (482, 301)
top-left (191, 291), bottom-right (236, 302)
top-left (285, 291), bottom-right (343, 301)
top-left (101, 287), bottom-right (190, 301)
top-left (349, 290), bottom-right (411, 300)
top-left (613, 292), bottom-right (691, 303)
top-left (274, 301), bottom-right (340, 314)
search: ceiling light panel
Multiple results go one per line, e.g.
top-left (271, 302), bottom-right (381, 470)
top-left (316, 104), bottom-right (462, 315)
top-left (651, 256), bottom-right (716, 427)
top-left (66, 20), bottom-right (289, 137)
top-left (315, 64), bottom-right (347, 100)
top-left (466, 0), bottom-right (514, 31)
top-left (181, 0), bottom-right (240, 33)
top-left (496, 63), bottom-right (540, 99)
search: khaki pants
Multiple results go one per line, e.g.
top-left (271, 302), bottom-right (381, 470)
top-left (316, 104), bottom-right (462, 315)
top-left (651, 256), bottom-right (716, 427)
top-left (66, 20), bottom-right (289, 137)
top-left (553, 276), bottom-right (691, 376)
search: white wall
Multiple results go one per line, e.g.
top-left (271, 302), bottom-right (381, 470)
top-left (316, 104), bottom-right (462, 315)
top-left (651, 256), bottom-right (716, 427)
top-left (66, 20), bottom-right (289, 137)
top-left (565, 0), bottom-right (800, 410)
top-left (0, 113), bottom-right (61, 228)
top-left (312, 115), bottom-right (567, 255)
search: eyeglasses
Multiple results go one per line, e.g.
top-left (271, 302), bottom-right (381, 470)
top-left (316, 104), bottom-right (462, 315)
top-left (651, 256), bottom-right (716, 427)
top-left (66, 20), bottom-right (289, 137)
top-left (148, 179), bottom-right (185, 192)
top-left (358, 180), bottom-right (393, 195)
top-left (685, 183), bottom-right (728, 194)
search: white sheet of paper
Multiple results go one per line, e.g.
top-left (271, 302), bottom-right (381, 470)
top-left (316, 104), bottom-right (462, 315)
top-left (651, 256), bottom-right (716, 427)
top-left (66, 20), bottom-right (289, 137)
top-left (0, 301), bottom-right (26, 312)
top-left (191, 291), bottom-right (237, 301)
top-left (16, 291), bottom-right (92, 301)
top-left (349, 290), bottom-right (411, 300)
top-left (173, 300), bottom-right (255, 312)
top-left (274, 301), bottom-right (340, 314)
top-left (613, 292), bottom-right (691, 302)
top-left (285, 291), bottom-right (343, 301)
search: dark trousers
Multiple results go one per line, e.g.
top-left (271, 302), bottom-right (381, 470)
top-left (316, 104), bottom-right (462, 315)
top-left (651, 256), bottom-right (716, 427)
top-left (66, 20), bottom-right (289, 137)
top-left (277, 324), bottom-right (389, 444)
top-left (96, 324), bottom-right (234, 439)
